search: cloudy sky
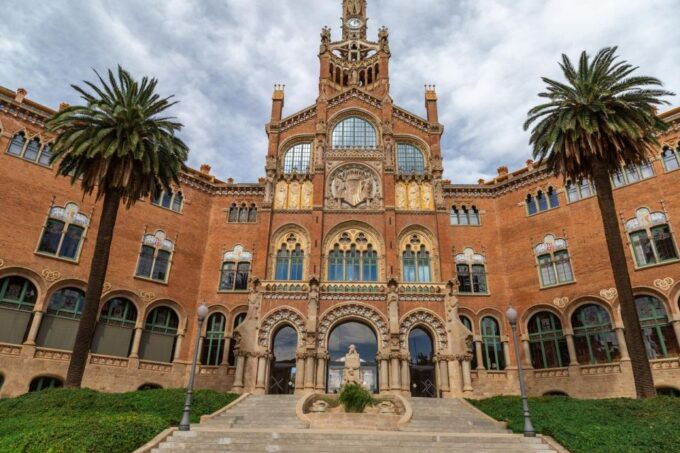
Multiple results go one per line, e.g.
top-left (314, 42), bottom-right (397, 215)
top-left (1, 0), bottom-right (678, 183)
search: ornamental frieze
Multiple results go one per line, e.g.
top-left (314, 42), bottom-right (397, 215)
top-left (653, 277), bottom-right (674, 292)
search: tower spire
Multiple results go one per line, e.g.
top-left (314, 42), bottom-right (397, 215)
top-left (342, 0), bottom-right (368, 40)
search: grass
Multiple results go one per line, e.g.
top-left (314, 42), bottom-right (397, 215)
top-left (469, 396), bottom-right (680, 453)
top-left (0, 388), bottom-right (238, 453)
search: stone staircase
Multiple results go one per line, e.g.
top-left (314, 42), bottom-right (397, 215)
top-left (150, 395), bottom-right (560, 452)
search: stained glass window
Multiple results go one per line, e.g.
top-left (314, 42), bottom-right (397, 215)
top-left (100, 298), bottom-right (137, 327)
top-left (202, 313), bottom-right (226, 366)
top-left (528, 312), bottom-right (570, 369)
top-left (283, 143), bottom-right (311, 173)
top-left (37, 204), bottom-right (89, 261)
top-left (396, 143), bottom-right (425, 174)
top-left (0, 276), bottom-right (37, 311)
top-left (481, 317), bottom-right (505, 370)
top-left (145, 307), bottom-right (179, 334)
top-left (635, 295), bottom-right (679, 359)
top-left (47, 288), bottom-right (85, 319)
top-left (572, 304), bottom-right (620, 364)
top-left (331, 117), bottom-right (377, 148)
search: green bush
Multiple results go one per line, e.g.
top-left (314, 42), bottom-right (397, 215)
top-left (469, 396), bottom-right (680, 453)
top-left (338, 383), bottom-right (375, 413)
top-left (0, 388), bottom-right (238, 453)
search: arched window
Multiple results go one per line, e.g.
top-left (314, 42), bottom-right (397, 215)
top-left (151, 189), bottom-right (183, 213)
top-left (274, 234), bottom-right (304, 281)
top-left (29, 376), bottom-right (63, 392)
top-left (635, 295), bottom-right (679, 359)
top-left (139, 306), bottom-right (179, 363)
top-left (326, 232), bottom-right (378, 282)
top-left (136, 231), bottom-right (174, 283)
top-left (571, 304), bottom-right (620, 364)
top-left (36, 288), bottom-right (85, 351)
top-left (565, 179), bottom-right (596, 202)
top-left (6, 133), bottom-right (53, 165)
top-left (456, 249), bottom-right (488, 294)
top-left (396, 143), bottom-right (425, 174)
top-left (661, 145), bottom-right (680, 172)
top-left (625, 209), bottom-right (678, 267)
top-left (0, 276), bottom-right (38, 345)
top-left (527, 187), bottom-right (559, 215)
top-left (327, 321), bottom-right (379, 393)
top-left (480, 317), bottom-right (505, 370)
top-left (526, 194), bottom-right (537, 216)
top-left (283, 143), bottom-right (311, 174)
top-left (227, 312), bottom-right (247, 366)
top-left (528, 312), bottom-right (570, 369)
top-left (612, 163), bottom-right (654, 187)
top-left (450, 205), bottom-right (480, 225)
top-left (202, 313), bottom-right (226, 366)
top-left (92, 298), bottom-right (138, 357)
top-left (534, 235), bottom-right (574, 287)
top-left (402, 235), bottom-right (431, 283)
top-left (37, 202), bottom-right (89, 261)
top-left (459, 315), bottom-right (478, 369)
top-left (220, 246), bottom-right (252, 291)
top-left (228, 203), bottom-right (257, 223)
top-left (331, 116), bottom-right (377, 148)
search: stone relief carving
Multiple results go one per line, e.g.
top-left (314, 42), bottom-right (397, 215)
top-left (654, 277), bottom-right (674, 292)
top-left (41, 269), bottom-right (61, 282)
top-left (327, 164), bottom-right (381, 209)
top-left (102, 282), bottom-right (112, 294)
top-left (0, 258), bottom-right (5, 269)
top-left (553, 297), bottom-right (569, 309)
top-left (599, 288), bottom-right (618, 302)
top-left (234, 277), bottom-right (264, 354)
top-left (395, 181), bottom-right (435, 211)
top-left (139, 291), bottom-right (156, 304)
top-left (274, 180), bottom-right (313, 210)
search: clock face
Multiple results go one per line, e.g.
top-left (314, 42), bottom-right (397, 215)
top-left (347, 18), bottom-right (362, 29)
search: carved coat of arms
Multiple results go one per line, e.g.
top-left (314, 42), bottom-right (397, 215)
top-left (327, 165), bottom-right (381, 209)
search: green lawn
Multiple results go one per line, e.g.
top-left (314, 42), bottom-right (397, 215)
top-left (0, 388), bottom-right (238, 453)
top-left (469, 396), bottom-right (680, 453)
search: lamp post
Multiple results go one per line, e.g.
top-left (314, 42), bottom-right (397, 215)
top-left (506, 305), bottom-right (535, 438)
top-left (179, 303), bottom-right (209, 431)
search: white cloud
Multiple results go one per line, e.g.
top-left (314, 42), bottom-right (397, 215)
top-left (0, 0), bottom-right (677, 183)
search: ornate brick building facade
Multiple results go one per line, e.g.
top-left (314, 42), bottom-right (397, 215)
top-left (1, 0), bottom-right (680, 398)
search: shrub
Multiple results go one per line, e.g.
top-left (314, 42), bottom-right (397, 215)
top-left (338, 383), bottom-right (375, 413)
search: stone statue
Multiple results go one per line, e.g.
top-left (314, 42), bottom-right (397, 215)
top-left (306, 277), bottom-right (319, 332)
top-left (320, 27), bottom-right (331, 53)
top-left (233, 277), bottom-right (264, 355)
top-left (264, 171), bottom-right (275, 204)
top-left (444, 280), bottom-right (473, 356)
top-left (342, 344), bottom-right (362, 386)
top-left (387, 279), bottom-right (399, 333)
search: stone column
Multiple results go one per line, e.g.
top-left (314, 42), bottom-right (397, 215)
top-left (24, 310), bottom-right (44, 346)
top-left (615, 327), bottom-right (630, 361)
top-left (315, 355), bottom-right (327, 392)
top-left (233, 354), bottom-right (246, 392)
top-left (379, 359), bottom-right (390, 393)
top-left (521, 339), bottom-right (533, 368)
top-left (264, 356), bottom-right (271, 392)
top-left (129, 327), bottom-right (143, 359)
top-left (255, 355), bottom-right (268, 393)
top-left (221, 336), bottom-right (232, 365)
top-left (461, 359), bottom-right (473, 393)
top-left (448, 359), bottom-right (463, 396)
top-left (672, 321), bottom-right (680, 352)
top-left (565, 333), bottom-right (579, 366)
top-left (400, 358), bottom-right (410, 393)
top-left (438, 359), bottom-right (450, 395)
top-left (173, 333), bottom-right (184, 362)
top-left (390, 355), bottom-right (401, 391)
top-left (502, 340), bottom-right (512, 369)
top-left (304, 354), bottom-right (316, 390)
top-left (474, 340), bottom-right (485, 370)
top-left (295, 354), bottom-right (306, 392)
top-left (434, 358), bottom-right (442, 397)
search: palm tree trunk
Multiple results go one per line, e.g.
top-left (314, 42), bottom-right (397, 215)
top-left (65, 190), bottom-right (122, 387)
top-left (591, 160), bottom-right (656, 398)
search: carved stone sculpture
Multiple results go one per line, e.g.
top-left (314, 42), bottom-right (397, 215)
top-left (233, 277), bottom-right (264, 355)
top-left (444, 280), bottom-right (473, 356)
top-left (327, 164), bottom-right (381, 209)
top-left (342, 344), bottom-right (362, 386)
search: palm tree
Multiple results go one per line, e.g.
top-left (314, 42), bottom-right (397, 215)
top-left (46, 66), bottom-right (189, 387)
top-left (524, 47), bottom-right (673, 398)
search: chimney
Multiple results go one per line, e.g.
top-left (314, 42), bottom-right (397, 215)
top-left (227, 177), bottom-right (234, 184)
top-left (59, 102), bottom-right (70, 111)
top-left (199, 164), bottom-right (211, 175)
top-left (526, 159), bottom-right (535, 171)
top-left (497, 166), bottom-right (509, 177)
top-left (15, 88), bottom-right (27, 103)
top-left (271, 84), bottom-right (285, 123)
top-left (424, 85), bottom-right (438, 123)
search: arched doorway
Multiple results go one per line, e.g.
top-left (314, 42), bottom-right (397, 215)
top-left (327, 321), bottom-right (379, 393)
top-left (268, 325), bottom-right (298, 394)
top-left (408, 327), bottom-right (436, 397)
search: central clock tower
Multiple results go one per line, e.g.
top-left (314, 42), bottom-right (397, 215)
top-left (342, 0), bottom-right (368, 40)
